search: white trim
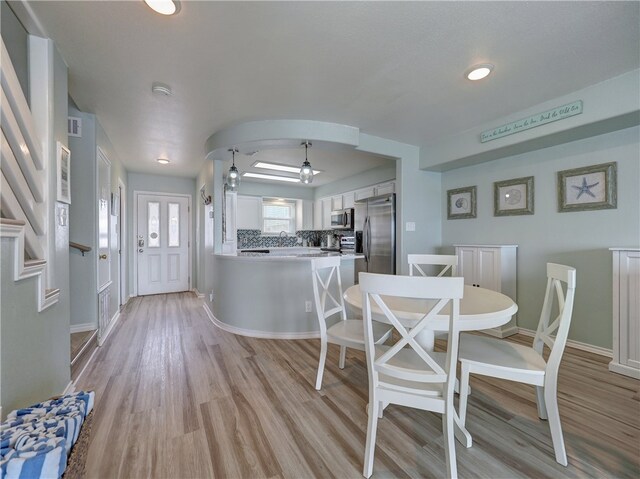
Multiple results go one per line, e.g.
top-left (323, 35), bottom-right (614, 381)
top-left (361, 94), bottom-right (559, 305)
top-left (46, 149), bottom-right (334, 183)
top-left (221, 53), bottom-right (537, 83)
top-left (118, 178), bottom-right (127, 307)
top-left (62, 381), bottom-right (75, 396)
top-left (518, 328), bottom-right (612, 358)
top-left (609, 361), bottom-right (640, 379)
top-left (98, 309), bottom-right (120, 346)
top-left (192, 288), bottom-right (205, 299)
top-left (73, 346), bottom-right (100, 387)
top-left (132, 190), bottom-right (192, 296)
top-left (71, 330), bottom-right (98, 367)
top-left (203, 303), bottom-right (320, 340)
top-left (70, 323), bottom-right (97, 334)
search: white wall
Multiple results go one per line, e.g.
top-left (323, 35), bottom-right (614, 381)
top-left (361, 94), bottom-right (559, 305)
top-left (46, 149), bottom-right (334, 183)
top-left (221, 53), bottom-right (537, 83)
top-left (441, 126), bottom-right (640, 349)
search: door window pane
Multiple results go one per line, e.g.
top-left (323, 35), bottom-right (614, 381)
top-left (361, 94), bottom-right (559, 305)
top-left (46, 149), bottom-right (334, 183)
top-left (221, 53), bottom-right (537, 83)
top-left (148, 202), bottom-right (160, 247)
top-left (168, 202), bottom-right (180, 247)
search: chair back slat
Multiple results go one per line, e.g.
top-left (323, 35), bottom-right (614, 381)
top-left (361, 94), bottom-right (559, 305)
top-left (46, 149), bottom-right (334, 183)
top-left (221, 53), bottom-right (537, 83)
top-left (533, 263), bottom-right (576, 375)
top-left (361, 274), bottom-right (463, 389)
top-left (408, 254), bottom-right (458, 277)
top-left (311, 257), bottom-right (346, 333)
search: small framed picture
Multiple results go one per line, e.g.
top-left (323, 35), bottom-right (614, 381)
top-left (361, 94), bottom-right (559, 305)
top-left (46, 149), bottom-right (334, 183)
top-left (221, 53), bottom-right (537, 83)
top-left (494, 176), bottom-right (534, 216)
top-left (557, 162), bottom-right (617, 212)
top-left (447, 186), bottom-right (476, 219)
top-left (56, 142), bottom-right (71, 204)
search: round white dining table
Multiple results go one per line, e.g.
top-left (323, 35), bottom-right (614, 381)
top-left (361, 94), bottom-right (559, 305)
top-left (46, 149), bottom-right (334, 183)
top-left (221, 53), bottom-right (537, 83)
top-left (344, 283), bottom-right (518, 349)
top-left (344, 282), bottom-right (518, 449)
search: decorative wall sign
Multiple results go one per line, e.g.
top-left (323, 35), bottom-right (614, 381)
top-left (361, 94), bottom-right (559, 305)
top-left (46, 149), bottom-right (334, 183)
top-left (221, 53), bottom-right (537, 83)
top-left (557, 162), bottom-right (617, 212)
top-left (447, 186), bottom-right (476, 220)
top-left (494, 176), bottom-right (534, 216)
top-left (56, 142), bottom-right (71, 204)
top-left (481, 100), bottom-right (583, 143)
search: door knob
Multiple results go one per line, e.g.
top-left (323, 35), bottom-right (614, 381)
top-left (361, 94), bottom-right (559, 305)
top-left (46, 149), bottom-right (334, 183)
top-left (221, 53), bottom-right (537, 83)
top-left (138, 249), bottom-right (144, 253)
top-left (99, 254), bottom-right (108, 260)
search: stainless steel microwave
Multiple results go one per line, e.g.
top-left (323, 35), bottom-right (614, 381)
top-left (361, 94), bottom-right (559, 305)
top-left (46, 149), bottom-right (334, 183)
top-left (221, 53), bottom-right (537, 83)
top-left (330, 208), bottom-right (354, 230)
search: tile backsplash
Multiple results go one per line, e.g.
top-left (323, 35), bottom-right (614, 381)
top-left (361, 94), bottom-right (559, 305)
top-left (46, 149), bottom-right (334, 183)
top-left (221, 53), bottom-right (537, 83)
top-left (237, 229), bottom-right (354, 249)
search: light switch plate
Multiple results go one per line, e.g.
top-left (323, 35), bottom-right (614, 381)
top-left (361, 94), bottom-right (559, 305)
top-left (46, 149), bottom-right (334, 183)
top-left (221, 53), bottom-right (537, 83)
top-left (406, 222), bottom-right (416, 232)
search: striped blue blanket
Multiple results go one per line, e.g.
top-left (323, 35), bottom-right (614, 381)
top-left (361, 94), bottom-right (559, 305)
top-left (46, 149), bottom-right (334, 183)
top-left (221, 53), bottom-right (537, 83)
top-left (0, 391), bottom-right (94, 479)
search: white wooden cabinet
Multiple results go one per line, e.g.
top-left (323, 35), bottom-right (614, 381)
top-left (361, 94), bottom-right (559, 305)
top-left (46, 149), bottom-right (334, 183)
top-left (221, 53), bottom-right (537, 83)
top-left (321, 197), bottom-right (332, 229)
top-left (375, 181), bottom-right (395, 196)
top-left (343, 191), bottom-right (355, 209)
top-left (313, 200), bottom-right (323, 230)
top-left (354, 186), bottom-right (375, 202)
top-left (609, 248), bottom-right (640, 379)
top-left (331, 195), bottom-right (343, 211)
top-left (455, 244), bottom-right (518, 338)
top-left (236, 195), bottom-right (262, 230)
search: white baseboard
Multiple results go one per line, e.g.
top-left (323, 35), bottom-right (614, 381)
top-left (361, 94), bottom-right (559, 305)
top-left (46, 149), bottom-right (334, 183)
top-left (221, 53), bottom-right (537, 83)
top-left (518, 328), bottom-right (612, 358)
top-left (98, 310), bottom-right (121, 346)
top-left (192, 288), bottom-right (205, 299)
top-left (202, 303), bottom-right (320, 340)
top-left (70, 322), bottom-right (98, 333)
top-left (73, 346), bottom-right (100, 387)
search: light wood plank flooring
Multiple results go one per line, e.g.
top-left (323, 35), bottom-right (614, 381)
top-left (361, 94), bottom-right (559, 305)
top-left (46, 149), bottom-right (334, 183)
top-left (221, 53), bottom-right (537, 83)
top-left (71, 330), bottom-right (95, 359)
top-left (75, 292), bottom-right (640, 478)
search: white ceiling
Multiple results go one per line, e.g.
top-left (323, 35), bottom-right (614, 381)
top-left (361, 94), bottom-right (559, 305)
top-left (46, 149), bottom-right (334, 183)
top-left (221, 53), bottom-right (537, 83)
top-left (27, 1), bottom-right (640, 181)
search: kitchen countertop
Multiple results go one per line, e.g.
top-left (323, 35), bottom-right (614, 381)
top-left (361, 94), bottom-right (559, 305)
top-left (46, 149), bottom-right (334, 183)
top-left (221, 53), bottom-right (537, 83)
top-left (216, 247), bottom-right (363, 261)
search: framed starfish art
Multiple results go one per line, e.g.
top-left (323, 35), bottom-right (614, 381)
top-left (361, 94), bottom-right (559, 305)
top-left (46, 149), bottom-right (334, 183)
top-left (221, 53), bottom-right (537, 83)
top-left (557, 162), bottom-right (617, 212)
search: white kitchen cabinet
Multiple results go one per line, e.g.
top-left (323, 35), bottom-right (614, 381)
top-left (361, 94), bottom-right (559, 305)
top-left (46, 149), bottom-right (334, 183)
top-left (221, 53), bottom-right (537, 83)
top-left (331, 195), bottom-right (343, 211)
top-left (343, 191), bottom-right (355, 209)
top-left (375, 181), bottom-right (395, 196)
top-left (313, 200), bottom-right (323, 230)
top-left (609, 248), bottom-right (640, 379)
top-left (455, 244), bottom-right (518, 338)
top-left (322, 197), bottom-right (332, 229)
top-left (236, 195), bottom-right (262, 230)
top-left (296, 200), bottom-right (314, 230)
top-left (354, 186), bottom-right (375, 201)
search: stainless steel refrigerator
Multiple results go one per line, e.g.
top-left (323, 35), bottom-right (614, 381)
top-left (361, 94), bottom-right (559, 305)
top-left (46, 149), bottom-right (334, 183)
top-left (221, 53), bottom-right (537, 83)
top-left (354, 193), bottom-right (396, 283)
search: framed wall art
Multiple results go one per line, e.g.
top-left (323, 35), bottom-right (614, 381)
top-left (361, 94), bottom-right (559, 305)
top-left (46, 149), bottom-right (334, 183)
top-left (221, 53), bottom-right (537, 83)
top-left (557, 162), bottom-right (617, 212)
top-left (447, 186), bottom-right (476, 219)
top-left (56, 142), bottom-right (71, 204)
top-left (494, 176), bottom-right (534, 216)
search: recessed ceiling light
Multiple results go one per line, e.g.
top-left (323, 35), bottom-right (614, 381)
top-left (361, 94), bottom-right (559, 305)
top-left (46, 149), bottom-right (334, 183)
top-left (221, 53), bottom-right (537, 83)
top-left (157, 158), bottom-right (170, 165)
top-left (243, 172), bottom-right (301, 183)
top-left (144, 0), bottom-right (181, 15)
top-left (465, 64), bottom-right (494, 81)
top-left (253, 161), bottom-right (321, 175)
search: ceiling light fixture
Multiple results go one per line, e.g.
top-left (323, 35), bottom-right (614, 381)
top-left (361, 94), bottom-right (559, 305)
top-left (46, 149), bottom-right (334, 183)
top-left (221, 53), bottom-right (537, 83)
top-left (151, 82), bottom-right (172, 96)
top-left (144, 0), bottom-right (181, 15)
top-left (242, 172), bottom-right (301, 183)
top-left (157, 158), bottom-right (170, 164)
top-left (465, 64), bottom-right (494, 81)
top-left (253, 161), bottom-right (321, 175)
top-left (227, 148), bottom-right (240, 191)
top-left (299, 141), bottom-right (314, 184)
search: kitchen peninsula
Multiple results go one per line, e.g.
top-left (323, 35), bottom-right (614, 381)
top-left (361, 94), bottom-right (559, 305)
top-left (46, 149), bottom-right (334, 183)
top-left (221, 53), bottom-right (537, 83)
top-left (208, 248), bottom-right (362, 339)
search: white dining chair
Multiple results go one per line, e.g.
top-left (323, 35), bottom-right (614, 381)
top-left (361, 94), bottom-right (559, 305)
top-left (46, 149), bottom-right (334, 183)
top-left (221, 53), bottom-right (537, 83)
top-left (311, 256), bottom-right (392, 391)
top-left (360, 272), bottom-right (464, 479)
top-left (458, 263), bottom-right (576, 466)
top-left (408, 254), bottom-right (458, 277)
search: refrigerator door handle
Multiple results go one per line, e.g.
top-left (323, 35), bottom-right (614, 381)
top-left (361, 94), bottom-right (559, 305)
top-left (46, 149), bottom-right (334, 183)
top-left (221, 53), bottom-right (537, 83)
top-left (366, 216), bottom-right (372, 262)
top-left (363, 216), bottom-right (369, 261)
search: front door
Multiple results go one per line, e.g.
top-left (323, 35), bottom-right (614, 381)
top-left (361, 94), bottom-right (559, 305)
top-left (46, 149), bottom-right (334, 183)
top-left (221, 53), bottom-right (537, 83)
top-left (136, 193), bottom-right (190, 295)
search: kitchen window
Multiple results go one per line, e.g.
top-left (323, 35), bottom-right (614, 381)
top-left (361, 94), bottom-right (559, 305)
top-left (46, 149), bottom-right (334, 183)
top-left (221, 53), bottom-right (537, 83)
top-left (262, 198), bottom-right (296, 234)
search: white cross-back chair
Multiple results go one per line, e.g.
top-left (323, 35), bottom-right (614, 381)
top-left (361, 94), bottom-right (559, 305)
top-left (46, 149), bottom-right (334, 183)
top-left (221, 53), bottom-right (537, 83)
top-left (458, 263), bottom-right (576, 466)
top-left (360, 273), bottom-right (464, 479)
top-left (311, 256), bottom-right (392, 391)
top-left (408, 254), bottom-right (458, 277)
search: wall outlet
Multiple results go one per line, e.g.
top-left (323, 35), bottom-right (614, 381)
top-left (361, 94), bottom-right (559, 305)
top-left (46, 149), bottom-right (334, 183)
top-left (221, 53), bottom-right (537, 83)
top-left (305, 300), bottom-right (312, 312)
top-left (406, 221), bottom-right (416, 232)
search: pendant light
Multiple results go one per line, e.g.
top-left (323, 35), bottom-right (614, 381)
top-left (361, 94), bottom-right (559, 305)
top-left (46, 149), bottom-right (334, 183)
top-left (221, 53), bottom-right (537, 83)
top-left (227, 148), bottom-right (240, 191)
top-left (300, 141), bottom-right (314, 184)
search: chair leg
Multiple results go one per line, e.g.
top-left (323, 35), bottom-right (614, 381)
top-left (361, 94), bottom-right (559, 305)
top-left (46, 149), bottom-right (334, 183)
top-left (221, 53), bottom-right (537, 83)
top-left (363, 399), bottom-right (380, 478)
top-left (339, 345), bottom-right (347, 369)
top-left (535, 386), bottom-right (548, 420)
top-left (544, 383), bottom-right (568, 466)
top-left (315, 338), bottom-right (328, 390)
top-left (458, 362), bottom-right (470, 427)
top-left (443, 405), bottom-right (458, 479)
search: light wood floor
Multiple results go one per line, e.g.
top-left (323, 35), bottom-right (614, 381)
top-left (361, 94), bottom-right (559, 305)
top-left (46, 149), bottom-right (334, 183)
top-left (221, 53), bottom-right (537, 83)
top-left (76, 292), bottom-right (640, 478)
top-left (71, 330), bottom-right (95, 359)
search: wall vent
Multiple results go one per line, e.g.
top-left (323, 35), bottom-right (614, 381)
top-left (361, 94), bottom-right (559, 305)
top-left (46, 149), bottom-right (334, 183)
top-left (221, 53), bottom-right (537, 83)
top-left (68, 116), bottom-right (82, 137)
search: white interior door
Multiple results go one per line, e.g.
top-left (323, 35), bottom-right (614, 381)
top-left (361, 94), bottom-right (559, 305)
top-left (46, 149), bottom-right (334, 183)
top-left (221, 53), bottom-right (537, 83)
top-left (97, 148), bottom-right (111, 290)
top-left (137, 193), bottom-right (189, 295)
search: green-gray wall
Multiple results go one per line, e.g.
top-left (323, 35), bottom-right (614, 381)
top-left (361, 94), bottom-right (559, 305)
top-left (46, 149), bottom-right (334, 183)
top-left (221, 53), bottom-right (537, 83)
top-left (1, 2), bottom-right (29, 101)
top-left (441, 126), bottom-right (640, 350)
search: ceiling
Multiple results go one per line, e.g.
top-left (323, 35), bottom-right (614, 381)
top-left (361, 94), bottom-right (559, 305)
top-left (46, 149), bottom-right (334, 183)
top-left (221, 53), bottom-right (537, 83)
top-left (26, 1), bottom-right (640, 182)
